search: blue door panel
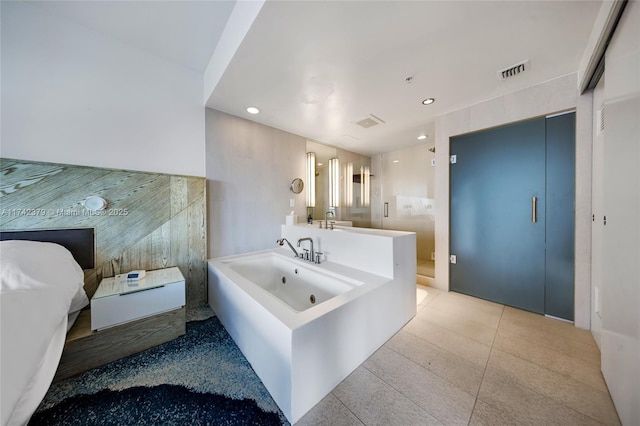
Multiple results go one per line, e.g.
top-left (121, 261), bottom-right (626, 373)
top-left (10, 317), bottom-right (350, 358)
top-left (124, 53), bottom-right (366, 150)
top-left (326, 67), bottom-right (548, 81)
top-left (450, 118), bottom-right (546, 314)
top-left (545, 112), bottom-right (576, 320)
top-left (450, 114), bottom-right (575, 320)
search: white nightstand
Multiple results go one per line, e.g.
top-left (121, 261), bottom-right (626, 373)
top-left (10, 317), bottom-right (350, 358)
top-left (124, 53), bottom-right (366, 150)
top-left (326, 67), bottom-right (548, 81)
top-left (91, 267), bottom-right (186, 331)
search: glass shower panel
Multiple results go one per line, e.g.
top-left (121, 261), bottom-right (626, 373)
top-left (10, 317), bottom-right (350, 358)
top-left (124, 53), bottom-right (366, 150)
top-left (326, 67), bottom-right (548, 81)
top-left (378, 144), bottom-right (435, 277)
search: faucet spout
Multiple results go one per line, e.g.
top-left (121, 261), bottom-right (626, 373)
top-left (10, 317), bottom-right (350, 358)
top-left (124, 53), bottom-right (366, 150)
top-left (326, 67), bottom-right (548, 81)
top-left (296, 237), bottom-right (314, 261)
top-left (324, 210), bottom-right (335, 229)
top-left (276, 238), bottom-right (299, 258)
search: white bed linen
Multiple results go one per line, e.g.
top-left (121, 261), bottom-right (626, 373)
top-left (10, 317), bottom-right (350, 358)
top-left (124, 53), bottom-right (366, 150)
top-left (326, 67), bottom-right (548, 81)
top-left (1, 240), bottom-right (86, 426)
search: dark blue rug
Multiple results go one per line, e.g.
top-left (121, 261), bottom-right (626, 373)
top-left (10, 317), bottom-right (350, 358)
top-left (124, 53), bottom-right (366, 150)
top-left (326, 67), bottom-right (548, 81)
top-left (29, 313), bottom-right (289, 425)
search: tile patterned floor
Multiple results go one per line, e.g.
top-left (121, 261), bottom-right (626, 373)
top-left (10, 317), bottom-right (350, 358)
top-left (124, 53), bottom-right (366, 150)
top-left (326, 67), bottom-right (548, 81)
top-left (297, 286), bottom-right (620, 426)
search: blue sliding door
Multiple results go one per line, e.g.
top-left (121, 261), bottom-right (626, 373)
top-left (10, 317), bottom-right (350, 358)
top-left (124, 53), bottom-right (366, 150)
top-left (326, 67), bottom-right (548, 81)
top-left (450, 113), bottom-right (575, 319)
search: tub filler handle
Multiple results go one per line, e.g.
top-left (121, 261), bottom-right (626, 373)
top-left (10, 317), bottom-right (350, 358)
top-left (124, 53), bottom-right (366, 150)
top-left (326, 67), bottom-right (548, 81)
top-left (315, 252), bottom-right (323, 264)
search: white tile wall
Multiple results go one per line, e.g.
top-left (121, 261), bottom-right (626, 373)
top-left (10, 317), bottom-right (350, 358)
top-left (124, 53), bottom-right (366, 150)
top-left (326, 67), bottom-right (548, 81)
top-left (205, 109), bottom-right (307, 258)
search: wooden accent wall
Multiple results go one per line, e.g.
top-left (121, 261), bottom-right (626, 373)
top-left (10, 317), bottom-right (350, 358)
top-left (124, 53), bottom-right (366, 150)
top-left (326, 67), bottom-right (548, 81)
top-left (0, 158), bottom-right (207, 309)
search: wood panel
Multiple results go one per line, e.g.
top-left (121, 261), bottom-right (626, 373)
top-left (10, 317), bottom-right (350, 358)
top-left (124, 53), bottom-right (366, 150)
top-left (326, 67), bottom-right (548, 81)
top-left (55, 308), bottom-right (186, 381)
top-left (0, 158), bottom-right (207, 308)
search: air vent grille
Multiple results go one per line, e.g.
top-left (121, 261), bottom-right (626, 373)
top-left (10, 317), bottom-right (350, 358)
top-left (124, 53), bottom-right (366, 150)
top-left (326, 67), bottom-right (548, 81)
top-left (600, 106), bottom-right (605, 133)
top-left (497, 60), bottom-right (529, 80)
top-left (354, 114), bottom-right (385, 129)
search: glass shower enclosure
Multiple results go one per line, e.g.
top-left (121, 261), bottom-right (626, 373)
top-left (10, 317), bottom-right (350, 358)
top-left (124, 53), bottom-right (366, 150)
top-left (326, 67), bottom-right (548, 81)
top-left (371, 144), bottom-right (435, 281)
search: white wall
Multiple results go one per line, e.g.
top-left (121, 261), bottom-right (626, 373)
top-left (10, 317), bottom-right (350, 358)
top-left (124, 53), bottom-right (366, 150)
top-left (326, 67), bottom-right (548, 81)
top-left (0, 2), bottom-right (205, 177)
top-left (599, 2), bottom-right (640, 424)
top-left (434, 73), bottom-right (593, 330)
top-left (206, 108), bottom-right (307, 258)
top-left (591, 77), bottom-right (605, 348)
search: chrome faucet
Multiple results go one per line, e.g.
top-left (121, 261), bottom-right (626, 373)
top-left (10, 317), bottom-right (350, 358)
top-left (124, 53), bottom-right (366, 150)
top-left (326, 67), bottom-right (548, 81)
top-left (276, 238), bottom-right (299, 258)
top-left (297, 237), bottom-right (314, 261)
top-left (324, 210), bottom-right (335, 229)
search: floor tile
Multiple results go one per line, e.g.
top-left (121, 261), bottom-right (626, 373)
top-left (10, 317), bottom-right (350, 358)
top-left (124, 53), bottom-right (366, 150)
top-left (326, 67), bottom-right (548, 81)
top-left (363, 346), bottom-right (475, 425)
top-left (493, 328), bottom-right (608, 392)
top-left (416, 306), bottom-right (498, 346)
top-left (385, 330), bottom-right (484, 395)
top-left (468, 399), bottom-right (518, 426)
top-left (304, 287), bottom-right (621, 426)
top-left (332, 366), bottom-right (443, 426)
top-left (497, 317), bottom-right (602, 368)
top-left (426, 293), bottom-right (504, 329)
top-left (417, 285), bottom-right (443, 307)
top-left (296, 393), bottom-right (364, 426)
top-left (501, 306), bottom-right (598, 348)
top-left (404, 315), bottom-right (492, 367)
top-left (478, 369), bottom-right (604, 426)
top-left (487, 349), bottom-right (620, 425)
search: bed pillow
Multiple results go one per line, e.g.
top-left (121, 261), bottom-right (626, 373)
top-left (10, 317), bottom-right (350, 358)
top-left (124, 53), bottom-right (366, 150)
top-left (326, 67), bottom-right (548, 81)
top-left (0, 240), bottom-right (86, 305)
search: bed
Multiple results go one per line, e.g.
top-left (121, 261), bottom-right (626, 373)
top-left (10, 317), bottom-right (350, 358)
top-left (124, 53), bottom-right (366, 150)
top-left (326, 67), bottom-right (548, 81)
top-left (0, 228), bottom-right (94, 426)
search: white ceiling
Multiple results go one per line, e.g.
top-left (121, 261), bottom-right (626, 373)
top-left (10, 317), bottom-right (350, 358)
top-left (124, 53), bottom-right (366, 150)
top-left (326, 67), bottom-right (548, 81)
top-left (26, 0), bottom-right (603, 157)
top-left (28, 0), bottom-right (237, 73)
top-left (209, 0), bottom-right (602, 156)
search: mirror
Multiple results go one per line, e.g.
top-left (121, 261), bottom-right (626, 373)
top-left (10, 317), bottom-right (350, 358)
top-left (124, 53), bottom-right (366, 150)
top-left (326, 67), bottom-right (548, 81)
top-left (306, 140), bottom-right (372, 227)
top-left (290, 178), bottom-right (304, 194)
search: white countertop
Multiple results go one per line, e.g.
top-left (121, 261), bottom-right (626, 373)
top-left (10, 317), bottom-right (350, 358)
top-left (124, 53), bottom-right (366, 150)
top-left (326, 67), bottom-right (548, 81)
top-left (93, 267), bottom-right (184, 299)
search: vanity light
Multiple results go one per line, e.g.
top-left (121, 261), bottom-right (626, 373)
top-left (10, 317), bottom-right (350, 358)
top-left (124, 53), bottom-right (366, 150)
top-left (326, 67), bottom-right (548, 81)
top-left (360, 166), bottom-right (370, 207)
top-left (344, 162), bottom-right (353, 207)
top-left (417, 135), bottom-right (427, 140)
top-left (246, 106), bottom-right (260, 114)
top-left (421, 98), bottom-right (435, 105)
top-left (329, 158), bottom-right (340, 208)
top-left (306, 152), bottom-right (316, 207)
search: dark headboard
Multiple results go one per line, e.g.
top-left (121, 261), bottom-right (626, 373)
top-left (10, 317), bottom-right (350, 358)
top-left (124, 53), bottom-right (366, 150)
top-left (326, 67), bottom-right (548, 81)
top-left (0, 228), bottom-right (95, 269)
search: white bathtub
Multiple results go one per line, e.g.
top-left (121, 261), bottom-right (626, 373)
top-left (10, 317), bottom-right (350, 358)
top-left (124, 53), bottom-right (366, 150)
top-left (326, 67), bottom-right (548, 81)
top-left (225, 253), bottom-right (360, 312)
top-left (208, 248), bottom-right (416, 423)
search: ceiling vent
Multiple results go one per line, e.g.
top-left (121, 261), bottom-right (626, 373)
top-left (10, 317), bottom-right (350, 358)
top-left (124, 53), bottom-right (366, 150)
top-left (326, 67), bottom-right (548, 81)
top-left (354, 114), bottom-right (386, 129)
top-left (497, 59), bottom-right (529, 80)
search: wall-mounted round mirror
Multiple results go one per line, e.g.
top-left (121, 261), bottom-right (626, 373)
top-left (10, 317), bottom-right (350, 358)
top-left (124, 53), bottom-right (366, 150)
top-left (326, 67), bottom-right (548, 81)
top-left (290, 178), bottom-right (304, 194)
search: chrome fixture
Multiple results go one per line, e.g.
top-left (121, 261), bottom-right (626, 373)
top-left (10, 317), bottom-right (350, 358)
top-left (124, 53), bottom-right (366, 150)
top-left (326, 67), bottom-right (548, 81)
top-left (297, 237), bottom-right (314, 262)
top-left (290, 178), bottom-right (304, 194)
top-left (324, 210), bottom-right (335, 230)
top-left (277, 238), bottom-right (299, 258)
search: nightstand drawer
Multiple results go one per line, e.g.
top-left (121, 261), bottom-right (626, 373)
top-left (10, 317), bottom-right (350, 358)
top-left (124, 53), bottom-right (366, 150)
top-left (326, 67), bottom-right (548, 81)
top-left (91, 269), bottom-right (185, 330)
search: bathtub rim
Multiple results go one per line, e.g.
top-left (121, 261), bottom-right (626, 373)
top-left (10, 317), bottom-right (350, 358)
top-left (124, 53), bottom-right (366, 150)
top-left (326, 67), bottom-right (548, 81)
top-left (208, 248), bottom-right (391, 330)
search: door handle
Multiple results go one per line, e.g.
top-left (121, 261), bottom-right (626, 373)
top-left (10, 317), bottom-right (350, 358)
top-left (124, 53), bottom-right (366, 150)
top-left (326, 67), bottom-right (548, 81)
top-left (532, 197), bottom-right (537, 223)
top-left (384, 202), bottom-right (389, 218)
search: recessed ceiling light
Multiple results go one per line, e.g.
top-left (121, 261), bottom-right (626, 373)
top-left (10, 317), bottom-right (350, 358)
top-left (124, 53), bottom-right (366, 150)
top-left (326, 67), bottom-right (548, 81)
top-left (246, 106), bottom-right (260, 114)
top-left (317, 162), bottom-right (323, 166)
top-left (417, 135), bottom-right (427, 140)
top-left (421, 98), bottom-right (435, 105)
top-left (393, 160), bottom-right (400, 163)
